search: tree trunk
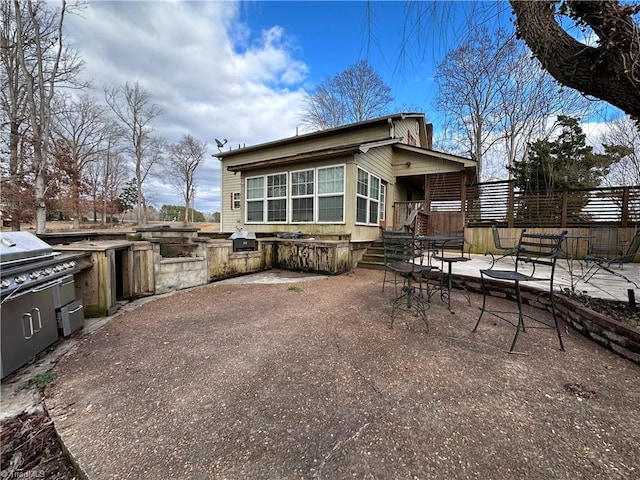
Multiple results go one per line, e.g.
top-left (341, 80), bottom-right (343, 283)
top-left (510, 0), bottom-right (640, 122)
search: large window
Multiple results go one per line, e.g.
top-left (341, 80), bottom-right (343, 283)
top-left (356, 167), bottom-right (381, 226)
top-left (246, 177), bottom-right (264, 222)
top-left (244, 165), bottom-right (344, 224)
top-left (267, 173), bottom-right (287, 222)
top-left (317, 166), bottom-right (344, 222)
top-left (291, 169), bottom-right (314, 222)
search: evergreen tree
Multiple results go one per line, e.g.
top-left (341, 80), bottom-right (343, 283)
top-left (509, 116), bottom-right (631, 224)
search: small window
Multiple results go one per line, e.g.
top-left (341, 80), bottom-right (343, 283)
top-left (231, 192), bottom-right (241, 210)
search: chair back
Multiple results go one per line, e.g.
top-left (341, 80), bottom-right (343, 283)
top-left (515, 230), bottom-right (567, 270)
top-left (383, 230), bottom-right (416, 264)
top-left (431, 230), bottom-right (467, 259)
top-left (492, 224), bottom-right (513, 250)
top-left (621, 229), bottom-right (640, 263)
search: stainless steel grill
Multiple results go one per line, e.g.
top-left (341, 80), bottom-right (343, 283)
top-left (1, 232), bottom-right (86, 378)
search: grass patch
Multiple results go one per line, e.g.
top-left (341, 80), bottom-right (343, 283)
top-left (287, 286), bottom-right (303, 293)
top-left (24, 371), bottom-right (56, 389)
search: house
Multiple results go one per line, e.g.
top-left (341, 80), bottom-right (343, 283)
top-left (216, 113), bottom-right (477, 243)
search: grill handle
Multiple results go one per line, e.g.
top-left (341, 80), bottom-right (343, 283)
top-left (22, 312), bottom-right (34, 340)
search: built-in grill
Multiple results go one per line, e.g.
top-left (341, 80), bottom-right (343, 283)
top-left (229, 231), bottom-right (257, 252)
top-left (1, 232), bottom-right (85, 379)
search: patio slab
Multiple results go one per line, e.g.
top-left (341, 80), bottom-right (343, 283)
top-left (45, 268), bottom-right (639, 479)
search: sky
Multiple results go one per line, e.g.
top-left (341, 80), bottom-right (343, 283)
top-left (63, 1), bottom-right (515, 215)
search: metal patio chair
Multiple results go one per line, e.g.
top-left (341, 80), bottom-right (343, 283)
top-left (583, 229), bottom-right (640, 288)
top-left (488, 224), bottom-right (518, 264)
top-left (473, 229), bottom-right (568, 352)
top-left (382, 231), bottom-right (431, 330)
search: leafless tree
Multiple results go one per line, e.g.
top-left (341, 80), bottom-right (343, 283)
top-left (83, 120), bottom-right (128, 224)
top-left (494, 35), bottom-right (593, 179)
top-left (2, 0), bottom-right (84, 232)
top-left (302, 60), bottom-right (393, 130)
top-left (164, 134), bottom-right (207, 225)
top-left (599, 116), bottom-right (640, 186)
top-left (104, 81), bottom-right (163, 225)
top-left (435, 26), bottom-right (513, 180)
top-left (510, 1), bottom-right (640, 125)
top-left (51, 93), bottom-right (109, 227)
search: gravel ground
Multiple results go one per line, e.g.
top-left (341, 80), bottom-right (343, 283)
top-left (46, 268), bottom-right (640, 479)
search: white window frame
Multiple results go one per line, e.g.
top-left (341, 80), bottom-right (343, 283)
top-left (266, 173), bottom-right (287, 223)
top-left (290, 168), bottom-right (315, 223)
top-left (244, 164), bottom-right (345, 224)
top-left (245, 176), bottom-right (265, 223)
top-left (379, 183), bottom-right (386, 221)
top-left (316, 165), bottom-right (345, 224)
top-left (355, 167), bottom-right (381, 226)
top-left (231, 192), bottom-right (241, 210)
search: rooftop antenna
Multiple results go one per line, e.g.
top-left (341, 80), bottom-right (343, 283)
top-left (215, 138), bottom-right (227, 152)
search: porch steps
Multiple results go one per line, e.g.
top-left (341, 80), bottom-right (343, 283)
top-left (358, 239), bottom-right (386, 270)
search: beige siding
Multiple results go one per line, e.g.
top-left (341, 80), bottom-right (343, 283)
top-left (221, 166), bottom-right (242, 232)
top-left (393, 118), bottom-right (423, 147)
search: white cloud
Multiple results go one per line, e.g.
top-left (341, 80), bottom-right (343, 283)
top-left (65, 1), bottom-right (309, 215)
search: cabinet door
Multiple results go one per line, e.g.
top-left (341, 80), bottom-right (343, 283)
top-left (28, 283), bottom-right (59, 354)
top-left (1, 293), bottom-right (37, 378)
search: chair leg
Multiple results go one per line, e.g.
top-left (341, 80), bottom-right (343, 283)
top-left (472, 274), bottom-right (488, 332)
top-left (390, 276), bottom-right (429, 332)
top-left (549, 284), bottom-right (565, 351)
top-left (510, 281), bottom-right (525, 352)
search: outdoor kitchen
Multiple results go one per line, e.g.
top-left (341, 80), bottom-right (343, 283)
top-left (0, 226), bottom-right (357, 379)
top-left (0, 232), bottom-right (90, 379)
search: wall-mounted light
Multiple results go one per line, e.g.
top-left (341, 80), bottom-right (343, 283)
top-left (405, 161), bottom-right (411, 168)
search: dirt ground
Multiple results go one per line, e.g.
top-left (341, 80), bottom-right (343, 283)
top-left (44, 268), bottom-right (640, 479)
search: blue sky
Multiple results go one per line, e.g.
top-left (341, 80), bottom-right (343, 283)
top-left (63, 1), bottom-right (515, 215)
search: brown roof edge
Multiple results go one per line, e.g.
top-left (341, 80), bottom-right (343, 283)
top-left (216, 112), bottom-right (425, 160)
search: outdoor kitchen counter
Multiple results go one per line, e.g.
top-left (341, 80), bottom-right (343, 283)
top-left (52, 240), bottom-right (142, 317)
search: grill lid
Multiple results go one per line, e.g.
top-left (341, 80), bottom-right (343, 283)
top-left (229, 231), bottom-right (256, 240)
top-left (0, 232), bottom-right (54, 263)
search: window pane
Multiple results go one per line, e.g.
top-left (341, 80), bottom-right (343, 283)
top-left (357, 169), bottom-right (368, 196)
top-left (292, 197), bottom-right (314, 222)
top-left (356, 196), bottom-right (367, 223)
top-left (267, 199), bottom-right (287, 222)
top-left (247, 200), bottom-right (263, 222)
top-left (291, 170), bottom-right (314, 196)
top-left (379, 184), bottom-right (386, 220)
top-left (318, 166), bottom-right (344, 194)
top-left (246, 177), bottom-right (264, 200)
top-left (267, 174), bottom-right (287, 198)
top-left (369, 176), bottom-right (379, 199)
top-left (318, 195), bottom-right (343, 222)
top-left (369, 200), bottom-right (379, 224)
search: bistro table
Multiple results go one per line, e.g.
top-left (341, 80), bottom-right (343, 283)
top-left (416, 234), bottom-right (471, 312)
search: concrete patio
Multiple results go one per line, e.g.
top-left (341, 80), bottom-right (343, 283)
top-left (36, 264), bottom-right (640, 479)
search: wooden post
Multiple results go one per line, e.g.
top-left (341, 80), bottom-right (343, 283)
top-left (507, 181), bottom-right (515, 228)
top-left (561, 191), bottom-right (568, 228)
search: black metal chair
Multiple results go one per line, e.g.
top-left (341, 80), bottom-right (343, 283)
top-left (473, 230), bottom-right (568, 352)
top-left (383, 231), bottom-right (431, 330)
top-left (583, 229), bottom-right (640, 288)
top-left (430, 230), bottom-right (471, 313)
top-left (382, 230), bottom-right (412, 295)
top-left (488, 224), bottom-right (518, 264)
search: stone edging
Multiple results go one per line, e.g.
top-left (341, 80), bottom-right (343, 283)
top-left (451, 274), bottom-right (640, 365)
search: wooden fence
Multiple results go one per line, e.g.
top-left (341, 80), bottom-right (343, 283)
top-left (465, 181), bottom-right (640, 229)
